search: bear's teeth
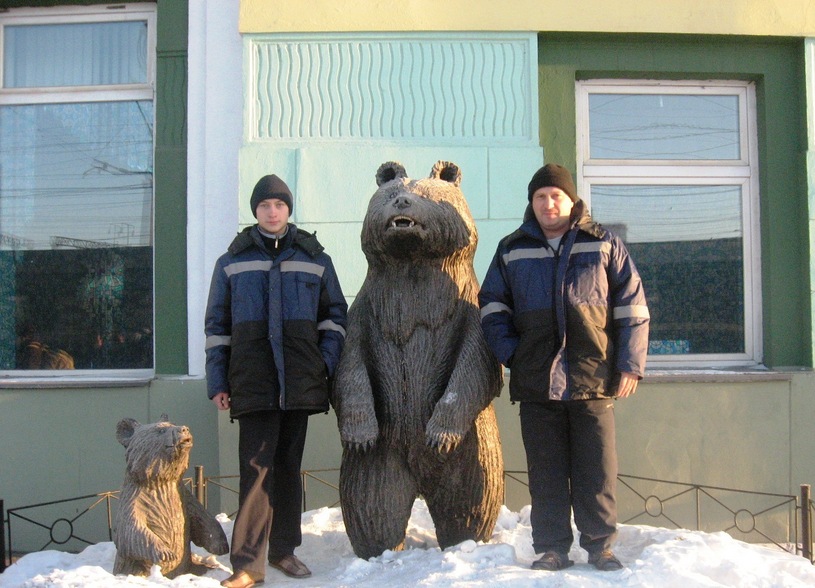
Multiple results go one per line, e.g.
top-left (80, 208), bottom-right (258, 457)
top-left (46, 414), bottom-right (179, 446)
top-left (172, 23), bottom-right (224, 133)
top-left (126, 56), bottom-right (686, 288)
top-left (390, 217), bottom-right (415, 228)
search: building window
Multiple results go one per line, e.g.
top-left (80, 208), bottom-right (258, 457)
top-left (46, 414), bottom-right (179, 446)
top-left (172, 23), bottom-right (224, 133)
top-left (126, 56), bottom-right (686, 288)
top-left (0, 5), bottom-right (156, 375)
top-left (576, 80), bottom-right (761, 367)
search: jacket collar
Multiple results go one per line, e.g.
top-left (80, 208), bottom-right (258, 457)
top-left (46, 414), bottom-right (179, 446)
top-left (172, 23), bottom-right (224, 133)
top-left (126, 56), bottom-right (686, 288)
top-left (228, 223), bottom-right (324, 258)
top-left (508, 199), bottom-right (605, 245)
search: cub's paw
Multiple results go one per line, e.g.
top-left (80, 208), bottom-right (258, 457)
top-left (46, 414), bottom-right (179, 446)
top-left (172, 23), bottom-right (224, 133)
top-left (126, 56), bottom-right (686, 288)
top-left (151, 546), bottom-right (177, 563)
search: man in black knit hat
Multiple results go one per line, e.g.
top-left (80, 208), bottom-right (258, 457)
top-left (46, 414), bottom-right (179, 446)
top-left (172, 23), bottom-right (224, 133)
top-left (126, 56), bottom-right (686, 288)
top-left (206, 174), bottom-right (348, 588)
top-left (479, 163), bottom-right (649, 572)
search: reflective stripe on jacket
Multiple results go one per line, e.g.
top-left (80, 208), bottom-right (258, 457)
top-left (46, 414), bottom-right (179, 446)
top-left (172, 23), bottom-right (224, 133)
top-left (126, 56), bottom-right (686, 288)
top-left (205, 224), bottom-right (348, 415)
top-left (478, 202), bottom-right (649, 402)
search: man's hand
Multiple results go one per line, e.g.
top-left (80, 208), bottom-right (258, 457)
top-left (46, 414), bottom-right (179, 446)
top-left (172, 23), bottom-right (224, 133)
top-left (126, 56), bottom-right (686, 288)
top-left (615, 372), bottom-right (639, 398)
top-left (212, 392), bottom-right (230, 410)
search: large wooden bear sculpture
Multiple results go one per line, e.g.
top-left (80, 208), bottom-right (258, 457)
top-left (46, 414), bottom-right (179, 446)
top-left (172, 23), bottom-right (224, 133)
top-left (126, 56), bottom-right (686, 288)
top-left (332, 160), bottom-right (504, 560)
top-left (113, 415), bottom-right (228, 578)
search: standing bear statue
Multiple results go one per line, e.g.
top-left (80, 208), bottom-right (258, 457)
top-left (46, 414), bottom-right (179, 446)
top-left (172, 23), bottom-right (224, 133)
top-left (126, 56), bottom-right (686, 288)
top-left (332, 160), bottom-right (504, 560)
top-left (113, 415), bottom-right (228, 578)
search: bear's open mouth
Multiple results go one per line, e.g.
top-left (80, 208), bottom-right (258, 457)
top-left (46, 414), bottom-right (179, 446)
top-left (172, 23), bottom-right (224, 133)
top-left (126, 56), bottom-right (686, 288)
top-left (175, 433), bottom-right (193, 448)
top-left (388, 215), bottom-right (418, 229)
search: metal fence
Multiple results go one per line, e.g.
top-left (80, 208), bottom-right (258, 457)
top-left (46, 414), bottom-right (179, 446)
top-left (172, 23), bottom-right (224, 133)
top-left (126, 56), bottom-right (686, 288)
top-left (2, 471), bottom-right (813, 572)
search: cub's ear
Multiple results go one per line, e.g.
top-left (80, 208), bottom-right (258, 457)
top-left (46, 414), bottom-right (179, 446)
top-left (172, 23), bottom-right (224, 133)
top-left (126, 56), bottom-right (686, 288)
top-left (116, 418), bottom-right (140, 448)
top-left (376, 161), bottom-right (407, 186)
top-left (158, 413), bottom-right (170, 423)
top-left (430, 161), bottom-right (461, 187)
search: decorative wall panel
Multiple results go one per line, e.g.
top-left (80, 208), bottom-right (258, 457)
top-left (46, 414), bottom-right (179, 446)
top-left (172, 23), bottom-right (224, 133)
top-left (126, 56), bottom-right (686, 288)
top-left (246, 33), bottom-right (537, 143)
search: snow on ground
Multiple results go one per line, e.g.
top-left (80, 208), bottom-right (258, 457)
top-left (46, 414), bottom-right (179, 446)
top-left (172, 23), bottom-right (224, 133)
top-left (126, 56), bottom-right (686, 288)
top-left (2, 499), bottom-right (815, 587)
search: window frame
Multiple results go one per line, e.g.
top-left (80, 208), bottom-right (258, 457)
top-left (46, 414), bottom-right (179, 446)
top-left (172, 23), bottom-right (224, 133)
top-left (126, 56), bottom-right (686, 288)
top-left (0, 4), bottom-right (157, 381)
top-left (0, 4), bottom-right (156, 105)
top-left (576, 79), bottom-right (763, 368)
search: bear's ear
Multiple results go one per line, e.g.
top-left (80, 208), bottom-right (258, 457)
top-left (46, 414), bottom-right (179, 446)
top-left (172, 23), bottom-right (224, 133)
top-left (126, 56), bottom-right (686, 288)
top-left (116, 418), bottom-right (140, 448)
top-left (430, 160), bottom-right (461, 187)
top-left (376, 161), bottom-right (407, 186)
top-left (158, 413), bottom-right (169, 423)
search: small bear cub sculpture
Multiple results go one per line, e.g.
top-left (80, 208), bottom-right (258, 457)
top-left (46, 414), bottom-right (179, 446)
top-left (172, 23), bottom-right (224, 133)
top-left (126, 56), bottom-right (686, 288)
top-left (113, 415), bottom-right (228, 578)
top-left (332, 161), bottom-right (504, 560)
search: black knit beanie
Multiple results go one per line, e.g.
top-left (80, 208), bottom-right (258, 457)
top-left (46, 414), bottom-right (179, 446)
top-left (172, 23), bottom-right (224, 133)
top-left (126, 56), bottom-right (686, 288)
top-left (527, 163), bottom-right (578, 202)
top-left (250, 174), bottom-right (293, 218)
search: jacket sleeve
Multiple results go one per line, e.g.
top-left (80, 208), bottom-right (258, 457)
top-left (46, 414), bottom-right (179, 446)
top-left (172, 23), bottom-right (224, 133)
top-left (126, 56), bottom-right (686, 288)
top-left (608, 235), bottom-right (650, 377)
top-left (478, 245), bottom-right (519, 367)
top-left (316, 254), bottom-right (348, 378)
top-left (204, 258), bottom-right (232, 399)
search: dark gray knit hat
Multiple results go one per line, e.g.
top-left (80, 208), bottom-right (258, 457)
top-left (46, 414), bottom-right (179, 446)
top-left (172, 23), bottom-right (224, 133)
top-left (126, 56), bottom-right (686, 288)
top-left (250, 174), bottom-right (293, 218)
top-left (527, 163), bottom-right (578, 202)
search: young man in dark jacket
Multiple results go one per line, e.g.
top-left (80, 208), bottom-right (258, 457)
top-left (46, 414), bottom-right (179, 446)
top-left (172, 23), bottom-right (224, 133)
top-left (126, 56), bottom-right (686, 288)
top-left (205, 174), bottom-right (348, 588)
top-left (479, 164), bottom-right (649, 572)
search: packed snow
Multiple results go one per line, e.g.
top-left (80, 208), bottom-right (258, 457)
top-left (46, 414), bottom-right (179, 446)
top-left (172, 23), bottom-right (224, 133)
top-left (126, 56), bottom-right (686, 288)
top-left (2, 499), bottom-right (814, 587)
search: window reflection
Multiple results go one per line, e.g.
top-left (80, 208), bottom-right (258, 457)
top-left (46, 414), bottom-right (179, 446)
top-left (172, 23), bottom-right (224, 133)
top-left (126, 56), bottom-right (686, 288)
top-left (589, 94), bottom-right (740, 160)
top-left (4, 21), bottom-right (148, 88)
top-left (0, 101), bottom-right (153, 371)
top-left (591, 185), bottom-right (745, 354)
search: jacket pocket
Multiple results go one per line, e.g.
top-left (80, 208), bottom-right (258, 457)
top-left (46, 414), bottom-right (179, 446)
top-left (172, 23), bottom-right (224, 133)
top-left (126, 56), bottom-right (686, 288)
top-left (228, 321), bottom-right (279, 411)
top-left (509, 309), bottom-right (557, 401)
top-left (566, 304), bottom-right (613, 396)
top-left (289, 272), bottom-right (322, 320)
top-left (283, 319), bottom-right (329, 411)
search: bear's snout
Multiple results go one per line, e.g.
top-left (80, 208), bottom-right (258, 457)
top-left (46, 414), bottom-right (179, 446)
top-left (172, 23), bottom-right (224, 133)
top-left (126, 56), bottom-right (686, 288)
top-left (392, 195), bottom-right (412, 210)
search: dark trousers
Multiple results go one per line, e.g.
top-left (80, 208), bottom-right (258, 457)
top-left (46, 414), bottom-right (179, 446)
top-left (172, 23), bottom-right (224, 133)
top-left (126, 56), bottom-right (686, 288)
top-left (520, 399), bottom-right (618, 555)
top-left (229, 410), bottom-right (309, 576)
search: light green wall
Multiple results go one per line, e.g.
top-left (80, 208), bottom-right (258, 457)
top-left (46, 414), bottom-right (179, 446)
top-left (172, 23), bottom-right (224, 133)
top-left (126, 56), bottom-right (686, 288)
top-left (0, 378), bottom-right (219, 553)
top-left (4, 366), bottom-right (812, 551)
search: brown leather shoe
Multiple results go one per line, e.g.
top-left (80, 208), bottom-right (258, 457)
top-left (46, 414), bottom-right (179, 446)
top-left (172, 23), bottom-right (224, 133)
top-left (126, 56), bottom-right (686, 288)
top-left (531, 551), bottom-right (574, 571)
top-left (269, 553), bottom-right (312, 578)
top-left (588, 549), bottom-right (624, 571)
top-left (220, 569), bottom-right (264, 588)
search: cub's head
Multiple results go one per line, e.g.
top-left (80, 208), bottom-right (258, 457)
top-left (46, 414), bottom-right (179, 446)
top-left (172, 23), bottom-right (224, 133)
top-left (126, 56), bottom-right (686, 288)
top-left (361, 161), bottom-right (477, 264)
top-left (116, 414), bottom-right (192, 485)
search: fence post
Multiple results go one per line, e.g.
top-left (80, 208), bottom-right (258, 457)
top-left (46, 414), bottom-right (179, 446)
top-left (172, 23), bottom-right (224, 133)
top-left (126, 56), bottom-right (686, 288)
top-left (301, 471), bottom-right (307, 513)
top-left (1, 499), bottom-right (6, 572)
top-left (195, 466), bottom-right (205, 506)
top-left (802, 484), bottom-right (812, 563)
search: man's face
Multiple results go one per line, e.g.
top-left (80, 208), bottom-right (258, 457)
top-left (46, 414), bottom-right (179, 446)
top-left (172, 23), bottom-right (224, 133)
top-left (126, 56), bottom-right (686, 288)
top-left (531, 186), bottom-right (574, 238)
top-left (256, 198), bottom-right (290, 234)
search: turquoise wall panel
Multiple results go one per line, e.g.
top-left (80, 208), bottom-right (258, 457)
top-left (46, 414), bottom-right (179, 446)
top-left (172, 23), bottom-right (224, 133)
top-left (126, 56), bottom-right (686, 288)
top-left (241, 32), bottom-right (544, 299)
top-left (296, 146), bottom-right (490, 222)
top-left (246, 33), bottom-right (539, 144)
top-left (488, 147), bottom-right (546, 219)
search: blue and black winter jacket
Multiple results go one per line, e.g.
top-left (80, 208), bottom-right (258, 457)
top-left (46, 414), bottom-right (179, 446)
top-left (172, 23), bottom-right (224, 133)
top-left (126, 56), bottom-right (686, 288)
top-left (478, 201), bottom-right (649, 402)
top-left (205, 224), bottom-right (348, 416)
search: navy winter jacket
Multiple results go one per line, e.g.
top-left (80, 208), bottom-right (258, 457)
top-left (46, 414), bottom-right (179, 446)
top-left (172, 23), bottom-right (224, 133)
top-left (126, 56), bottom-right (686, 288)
top-left (478, 201), bottom-right (649, 402)
top-left (205, 224), bottom-right (348, 416)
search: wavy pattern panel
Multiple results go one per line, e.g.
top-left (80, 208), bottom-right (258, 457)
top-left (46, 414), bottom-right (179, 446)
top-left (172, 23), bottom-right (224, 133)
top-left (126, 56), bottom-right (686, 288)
top-left (248, 34), bottom-right (535, 141)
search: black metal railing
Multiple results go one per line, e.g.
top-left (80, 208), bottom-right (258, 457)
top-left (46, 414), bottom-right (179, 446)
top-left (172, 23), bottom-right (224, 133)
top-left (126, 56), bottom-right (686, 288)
top-left (3, 470), bottom-right (813, 571)
top-left (2, 491), bottom-right (120, 571)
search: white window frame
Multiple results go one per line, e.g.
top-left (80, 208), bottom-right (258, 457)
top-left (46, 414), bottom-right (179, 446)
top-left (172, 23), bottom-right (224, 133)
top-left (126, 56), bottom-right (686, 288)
top-left (0, 3), bottom-right (156, 105)
top-left (576, 79), bottom-right (762, 368)
top-left (0, 3), bottom-right (157, 381)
